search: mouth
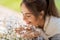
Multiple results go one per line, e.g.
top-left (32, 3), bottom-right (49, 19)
top-left (26, 22), bottom-right (31, 24)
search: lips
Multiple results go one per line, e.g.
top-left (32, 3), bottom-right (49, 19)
top-left (26, 22), bottom-right (31, 24)
top-left (24, 20), bottom-right (32, 25)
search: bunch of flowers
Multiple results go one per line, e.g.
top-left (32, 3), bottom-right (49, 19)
top-left (0, 26), bottom-right (22, 40)
top-left (0, 16), bottom-right (40, 40)
top-left (15, 25), bottom-right (40, 40)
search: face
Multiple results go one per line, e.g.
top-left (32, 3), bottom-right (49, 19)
top-left (21, 4), bottom-right (44, 26)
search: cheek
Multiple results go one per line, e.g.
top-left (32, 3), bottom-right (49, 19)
top-left (23, 16), bottom-right (32, 23)
top-left (32, 20), bottom-right (38, 25)
top-left (29, 18), bottom-right (38, 25)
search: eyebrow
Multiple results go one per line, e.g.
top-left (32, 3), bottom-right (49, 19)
top-left (21, 11), bottom-right (32, 15)
top-left (23, 13), bottom-right (32, 15)
top-left (25, 13), bottom-right (31, 14)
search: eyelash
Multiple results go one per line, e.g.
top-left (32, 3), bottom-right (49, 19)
top-left (27, 16), bottom-right (31, 17)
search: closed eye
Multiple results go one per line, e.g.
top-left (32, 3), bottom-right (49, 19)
top-left (27, 16), bottom-right (31, 17)
top-left (22, 12), bottom-right (32, 17)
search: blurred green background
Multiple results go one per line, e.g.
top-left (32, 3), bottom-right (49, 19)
top-left (0, 0), bottom-right (22, 12)
top-left (0, 0), bottom-right (60, 12)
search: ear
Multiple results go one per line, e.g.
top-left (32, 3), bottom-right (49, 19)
top-left (39, 10), bottom-right (45, 19)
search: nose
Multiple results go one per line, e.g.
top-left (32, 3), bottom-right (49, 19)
top-left (23, 16), bottom-right (28, 24)
top-left (23, 16), bottom-right (30, 24)
top-left (23, 16), bottom-right (27, 21)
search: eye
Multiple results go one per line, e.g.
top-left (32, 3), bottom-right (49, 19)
top-left (23, 13), bottom-right (32, 18)
top-left (26, 14), bottom-right (31, 17)
top-left (27, 15), bottom-right (31, 17)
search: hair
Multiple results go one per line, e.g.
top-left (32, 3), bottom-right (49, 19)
top-left (21, 0), bottom-right (59, 18)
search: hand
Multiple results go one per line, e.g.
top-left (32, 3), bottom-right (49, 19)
top-left (15, 26), bottom-right (40, 39)
top-left (15, 27), bottom-right (24, 34)
top-left (23, 31), bottom-right (40, 39)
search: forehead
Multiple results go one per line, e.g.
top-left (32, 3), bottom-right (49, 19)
top-left (21, 4), bottom-right (31, 14)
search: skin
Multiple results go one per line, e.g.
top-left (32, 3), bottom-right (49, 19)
top-left (21, 3), bottom-right (45, 27)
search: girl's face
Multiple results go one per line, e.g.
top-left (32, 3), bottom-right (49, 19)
top-left (21, 4), bottom-right (44, 26)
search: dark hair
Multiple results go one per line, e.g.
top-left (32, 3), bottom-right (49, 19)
top-left (21, 0), bottom-right (59, 18)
